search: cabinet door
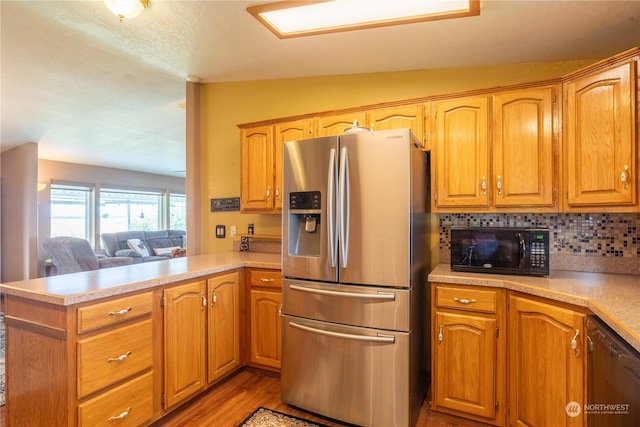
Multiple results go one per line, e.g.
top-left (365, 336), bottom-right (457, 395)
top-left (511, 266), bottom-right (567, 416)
top-left (250, 289), bottom-right (282, 369)
top-left (207, 272), bottom-right (240, 383)
top-left (493, 87), bottom-right (556, 208)
top-left (434, 311), bottom-right (497, 419)
top-left (240, 125), bottom-right (275, 212)
top-left (432, 96), bottom-right (489, 208)
top-left (315, 112), bottom-right (367, 136)
top-left (274, 119), bottom-right (313, 211)
top-left (367, 103), bottom-right (425, 145)
top-left (164, 280), bottom-right (207, 408)
top-left (565, 61), bottom-right (637, 209)
top-left (508, 295), bottom-right (586, 427)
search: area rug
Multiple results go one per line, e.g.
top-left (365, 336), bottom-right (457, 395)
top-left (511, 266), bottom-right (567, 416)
top-left (238, 407), bottom-right (329, 427)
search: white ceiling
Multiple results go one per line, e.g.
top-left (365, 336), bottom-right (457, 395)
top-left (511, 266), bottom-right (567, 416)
top-left (2, 0), bottom-right (640, 177)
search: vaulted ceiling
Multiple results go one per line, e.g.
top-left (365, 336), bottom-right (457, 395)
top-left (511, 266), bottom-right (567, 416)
top-left (2, 0), bottom-right (639, 176)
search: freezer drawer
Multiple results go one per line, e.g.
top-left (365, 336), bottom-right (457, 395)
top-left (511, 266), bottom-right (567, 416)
top-left (281, 315), bottom-right (411, 427)
top-left (282, 279), bottom-right (411, 331)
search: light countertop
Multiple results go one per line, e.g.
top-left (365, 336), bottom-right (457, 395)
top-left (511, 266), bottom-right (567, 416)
top-left (428, 264), bottom-right (640, 353)
top-left (0, 251), bottom-right (281, 306)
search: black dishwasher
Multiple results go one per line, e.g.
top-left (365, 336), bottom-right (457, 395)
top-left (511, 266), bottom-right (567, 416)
top-left (587, 316), bottom-right (640, 427)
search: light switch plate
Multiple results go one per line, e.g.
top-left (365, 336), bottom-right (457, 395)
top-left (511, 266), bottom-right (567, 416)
top-left (215, 225), bottom-right (226, 238)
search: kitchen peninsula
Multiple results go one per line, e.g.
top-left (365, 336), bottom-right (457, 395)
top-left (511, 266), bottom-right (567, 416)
top-left (0, 252), bottom-right (280, 427)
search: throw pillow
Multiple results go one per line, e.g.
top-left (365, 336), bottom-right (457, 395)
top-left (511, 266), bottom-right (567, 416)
top-left (127, 239), bottom-right (150, 257)
top-left (153, 246), bottom-right (181, 256)
top-left (172, 248), bottom-right (187, 258)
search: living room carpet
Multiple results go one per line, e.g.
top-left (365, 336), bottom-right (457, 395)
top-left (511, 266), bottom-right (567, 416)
top-left (238, 407), bottom-right (329, 427)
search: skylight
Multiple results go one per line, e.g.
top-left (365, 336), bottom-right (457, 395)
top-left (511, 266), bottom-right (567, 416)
top-left (247, 0), bottom-right (480, 39)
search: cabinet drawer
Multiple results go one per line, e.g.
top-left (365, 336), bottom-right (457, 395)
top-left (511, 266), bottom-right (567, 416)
top-left (78, 371), bottom-right (154, 427)
top-left (249, 269), bottom-right (282, 289)
top-left (435, 286), bottom-right (497, 313)
top-left (78, 319), bottom-right (153, 398)
top-left (78, 292), bottom-right (153, 333)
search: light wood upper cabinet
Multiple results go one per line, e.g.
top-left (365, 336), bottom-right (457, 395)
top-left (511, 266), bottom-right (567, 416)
top-left (432, 87), bottom-right (558, 212)
top-left (508, 294), bottom-right (586, 427)
top-left (240, 125), bottom-right (275, 213)
top-left (163, 280), bottom-right (207, 409)
top-left (274, 119), bottom-right (313, 211)
top-left (493, 86), bottom-right (556, 208)
top-left (564, 60), bottom-right (637, 211)
top-left (315, 111), bottom-right (367, 136)
top-left (432, 95), bottom-right (490, 209)
top-left (367, 103), bottom-right (425, 146)
top-left (207, 272), bottom-right (240, 383)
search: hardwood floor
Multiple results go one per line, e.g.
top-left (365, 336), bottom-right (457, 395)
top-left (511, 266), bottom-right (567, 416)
top-left (150, 368), bottom-right (493, 427)
top-left (0, 368), bottom-right (492, 426)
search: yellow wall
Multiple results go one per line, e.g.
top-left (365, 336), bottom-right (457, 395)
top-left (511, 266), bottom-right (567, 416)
top-left (200, 60), bottom-right (595, 253)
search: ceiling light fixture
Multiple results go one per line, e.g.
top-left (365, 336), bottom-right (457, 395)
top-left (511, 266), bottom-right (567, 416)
top-left (248, 0), bottom-right (480, 39)
top-left (104, 0), bottom-right (149, 22)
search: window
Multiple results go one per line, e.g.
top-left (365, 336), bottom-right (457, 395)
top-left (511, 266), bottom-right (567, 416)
top-left (50, 183), bottom-right (94, 241)
top-left (169, 193), bottom-right (186, 230)
top-left (100, 188), bottom-right (163, 233)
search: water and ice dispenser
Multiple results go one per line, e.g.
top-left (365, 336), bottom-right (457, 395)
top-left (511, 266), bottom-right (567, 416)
top-left (288, 191), bottom-right (321, 257)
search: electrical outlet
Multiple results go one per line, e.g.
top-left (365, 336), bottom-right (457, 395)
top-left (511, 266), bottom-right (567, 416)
top-left (230, 225), bottom-right (237, 237)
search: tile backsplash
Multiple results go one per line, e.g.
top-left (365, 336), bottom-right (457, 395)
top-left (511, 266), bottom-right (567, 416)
top-left (437, 213), bottom-right (639, 275)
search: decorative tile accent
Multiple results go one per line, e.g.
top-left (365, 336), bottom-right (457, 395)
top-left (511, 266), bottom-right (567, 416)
top-left (437, 213), bottom-right (639, 274)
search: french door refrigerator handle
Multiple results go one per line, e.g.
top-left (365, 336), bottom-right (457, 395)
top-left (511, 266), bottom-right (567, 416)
top-left (339, 146), bottom-right (350, 268)
top-left (328, 148), bottom-right (337, 267)
top-left (289, 284), bottom-right (396, 300)
top-left (289, 321), bottom-right (395, 343)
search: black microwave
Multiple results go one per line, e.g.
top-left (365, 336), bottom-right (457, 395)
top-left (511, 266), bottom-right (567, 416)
top-left (450, 227), bottom-right (549, 276)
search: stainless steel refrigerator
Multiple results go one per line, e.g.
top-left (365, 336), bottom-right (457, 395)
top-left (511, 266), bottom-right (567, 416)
top-left (281, 128), bottom-right (430, 427)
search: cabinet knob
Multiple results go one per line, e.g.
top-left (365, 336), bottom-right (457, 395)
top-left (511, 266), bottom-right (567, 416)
top-left (481, 176), bottom-right (487, 196)
top-left (108, 406), bottom-right (132, 422)
top-left (266, 186), bottom-right (271, 200)
top-left (496, 175), bottom-right (502, 196)
top-left (211, 290), bottom-right (217, 307)
top-left (571, 329), bottom-right (580, 357)
top-left (108, 307), bottom-right (132, 316)
top-left (621, 165), bottom-right (630, 189)
top-left (107, 351), bottom-right (132, 363)
top-left (453, 297), bottom-right (477, 305)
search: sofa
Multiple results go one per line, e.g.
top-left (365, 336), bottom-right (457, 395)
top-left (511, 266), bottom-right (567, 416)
top-left (43, 236), bottom-right (134, 275)
top-left (101, 230), bottom-right (186, 263)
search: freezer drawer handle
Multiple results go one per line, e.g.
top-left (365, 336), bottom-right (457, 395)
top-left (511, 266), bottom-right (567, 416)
top-left (289, 284), bottom-right (396, 300)
top-left (289, 321), bottom-right (396, 343)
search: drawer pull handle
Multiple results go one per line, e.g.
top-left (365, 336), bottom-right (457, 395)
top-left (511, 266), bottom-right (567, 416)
top-left (107, 351), bottom-right (132, 363)
top-left (108, 406), bottom-right (132, 422)
top-left (260, 278), bottom-right (275, 282)
top-left (108, 307), bottom-right (132, 316)
top-left (453, 297), bottom-right (477, 305)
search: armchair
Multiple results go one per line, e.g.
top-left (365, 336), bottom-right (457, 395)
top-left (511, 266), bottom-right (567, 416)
top-left (42, 236), bottom-right (133, 275)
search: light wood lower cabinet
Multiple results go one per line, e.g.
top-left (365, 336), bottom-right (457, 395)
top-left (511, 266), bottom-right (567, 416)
top-left (431, 285), bottom-right (588, 427)
top-left (207, 271), bottom-right (241, 382)
top-left (508, 294), bottom-right (587, 427)
top-left (163, 271), bottom-right (242, 408)
top-left (163, 280), bottom-right (207, 409)
top-left (247, 268), bottom-right (282, 371)
top-left (431, 284), bottom-right (506, 426)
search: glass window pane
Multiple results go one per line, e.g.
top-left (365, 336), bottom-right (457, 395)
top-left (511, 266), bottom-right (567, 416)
top-left (169, 194), bottom-right (186, 230)
top-left (100, 188), bottom-right (163, 233)
top-left (50, 184), bottom-right (93, 241)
